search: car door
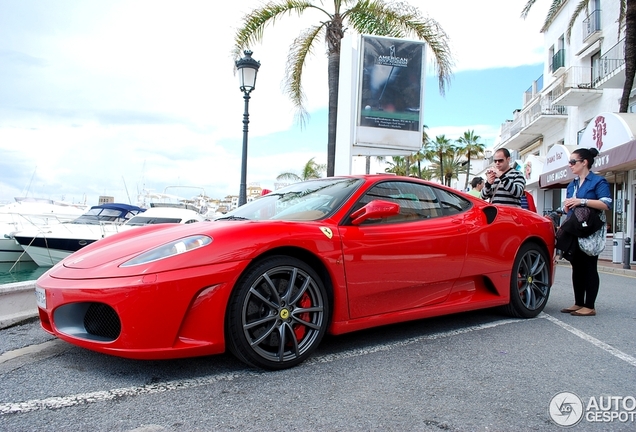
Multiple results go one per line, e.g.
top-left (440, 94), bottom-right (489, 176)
top-left (338, 180), bottom-right (469, 319)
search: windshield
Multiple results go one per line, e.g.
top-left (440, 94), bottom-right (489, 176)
top-left (70, 208), bottom-right (141, 225)
top-left (217, 178), bottom-right (363, 221)
top-left (125, 216), bottom-right (183, 226)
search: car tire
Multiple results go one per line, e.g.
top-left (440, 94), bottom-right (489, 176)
top-left (504, 243), bottom-right (551, 318)
top-left (226, 255), bottom-right (330, 370)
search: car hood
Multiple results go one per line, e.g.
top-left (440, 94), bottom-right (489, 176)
top-left (54, 219), bottom-right (336, 277)
top-left (61, 223), bottom-right (208, 270)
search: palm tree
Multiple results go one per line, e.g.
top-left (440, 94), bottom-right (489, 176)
top-left (384, 156), bottom-right (409, 176)
top-left (411, 149), bottom-right (426, 178)
top-left (521, 0), bottom-right (635, 113)
top-left (424, 135), bottom-right (454, 184)
top-left (408, 124), bottom-right (431, 179)
top-left (431, 152), bottom-right (466, 186)
top-left (277, 157), bottom-right (327, 182)
top-left (418, 166), bottom-right (436, 181)
top-left (233, 1), bottom-right (454, 177)
top-left (455, 130), bottom-right (485, 190)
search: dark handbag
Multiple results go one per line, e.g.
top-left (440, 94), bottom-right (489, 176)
top-left (555, 207), bottom-right (604, 259)
top-left (578, 211), bottom-right (607, 256)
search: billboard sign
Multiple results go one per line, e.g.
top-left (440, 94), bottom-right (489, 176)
top-left (355, 35), bottom-right (426, 152)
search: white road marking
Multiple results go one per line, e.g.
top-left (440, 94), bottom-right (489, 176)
top-left (0, 318), bottom-right (521, 415)
top-left (0, 371), bottom-right (258, 415)
top-left (2, 314), bottom-right (634, 415)
top-left (304, 318), bottom-right (524, 365)
top-left (541, 312), bottom-right (636, 367)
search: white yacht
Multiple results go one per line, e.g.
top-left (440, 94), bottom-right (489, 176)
top-left (0, 198), bottom-right (88, 264)
top-left (12, 202), bottom-right (206, 267)
top-left (12, 203), bottom-right (145, 267)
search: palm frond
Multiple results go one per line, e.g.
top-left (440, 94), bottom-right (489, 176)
top-left (565, 0), bottom-right (590, 42)
top-left (540, 0), bottom-right (568, 33)
top-left (346, 0), bottom-right (454, 95)
top-left (284, 24), bottom-right (326, 125)
top-left (232, 1), bottom-right (316, 60)
top-left (521, 0), bottom-right (539, 19)
top-left (276, 172), bottom-right (303, 181)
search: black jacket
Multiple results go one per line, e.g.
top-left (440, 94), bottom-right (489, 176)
top-left (555, 207), bottom-right (603, 260)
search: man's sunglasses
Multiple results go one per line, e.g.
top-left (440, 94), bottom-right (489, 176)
top-left (568, 159), bottom-right (584, 165)
top-left (493, 158), bottom-right (505, 163)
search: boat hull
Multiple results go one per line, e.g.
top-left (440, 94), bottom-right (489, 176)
top-left (0, 238), bottom-right (34, 263)
top-left (11, 243), bottom-right (75, 267)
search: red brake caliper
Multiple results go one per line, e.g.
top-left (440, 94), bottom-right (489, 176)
top-left (292, 292), bottom-right (311, 342)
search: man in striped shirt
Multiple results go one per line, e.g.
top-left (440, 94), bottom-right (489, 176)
top-left (481, 148), bottom-right (526, 207)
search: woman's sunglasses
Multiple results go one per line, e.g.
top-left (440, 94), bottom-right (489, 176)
top-left (568, 159), bottom-right (584, 165)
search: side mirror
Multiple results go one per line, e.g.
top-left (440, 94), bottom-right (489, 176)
top-left (350, 200), bottom-right (400, 225)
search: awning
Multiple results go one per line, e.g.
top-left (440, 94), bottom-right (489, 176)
top-left (519, 155), bottom-right (544, 187)
top-left (539, 144), bottom-right (577, 188)
top-left (539, 113), bottom-right (636, 188)
top-left (582, 112), bottom-right (636, 174)
top-left (579, 112), bottom-right (636, 153)
top-left (594, 139), bottom-right (636, 173)
top-left (539, 166), bottom-right (576, 188)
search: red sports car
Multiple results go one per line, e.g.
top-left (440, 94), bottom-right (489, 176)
top-left (35, 175), bottom-right (555, 370)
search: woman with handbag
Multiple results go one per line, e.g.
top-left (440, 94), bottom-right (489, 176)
top-left (561, 147), bottom-right (612, 317)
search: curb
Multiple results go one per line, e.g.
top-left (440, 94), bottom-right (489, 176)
top-left (0, 281), bottom-right (37, 329)
top-left (556, 259), bottom-right (636, 277)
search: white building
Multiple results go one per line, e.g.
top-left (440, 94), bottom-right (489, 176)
top-left (492, 0), bottom-right (635, 264)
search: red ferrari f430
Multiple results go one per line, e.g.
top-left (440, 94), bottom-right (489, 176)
top-left (35, 175), bottom-right (556, 369)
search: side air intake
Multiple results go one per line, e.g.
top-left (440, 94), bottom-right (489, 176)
top-left (483, 206), bottom-right (497, 224)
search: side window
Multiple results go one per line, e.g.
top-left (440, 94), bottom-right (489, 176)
top-left (433, 188), bottom-right (472, 216)
top-left (351, 181), bottom-right (444, 224)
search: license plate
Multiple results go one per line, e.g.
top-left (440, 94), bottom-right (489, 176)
top-left (35, 286), bottom-right (46, 309)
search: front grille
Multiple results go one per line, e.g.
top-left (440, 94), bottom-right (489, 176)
top-left (84, 303), bottom-right (121, 340)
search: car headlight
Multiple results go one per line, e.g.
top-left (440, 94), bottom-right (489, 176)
top-left (120, 235), bottom-right (212, 267)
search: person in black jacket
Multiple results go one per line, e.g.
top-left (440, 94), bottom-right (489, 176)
top-left (559, 148), bottom-right (612, 317)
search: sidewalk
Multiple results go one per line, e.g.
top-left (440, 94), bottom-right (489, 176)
top-left (557, 258), bottom-right (636, 277)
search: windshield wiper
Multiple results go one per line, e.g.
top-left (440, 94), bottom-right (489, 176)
top-left (215, 216), bottom-right (250, 221)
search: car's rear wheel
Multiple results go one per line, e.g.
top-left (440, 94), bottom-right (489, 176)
top-left (226, 256), bottom-right (329, 370)
top-left (504, 243), bottom-right (551, 318)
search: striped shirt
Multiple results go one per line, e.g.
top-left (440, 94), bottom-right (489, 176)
top-left (480, 168), bottom-right (526, 207)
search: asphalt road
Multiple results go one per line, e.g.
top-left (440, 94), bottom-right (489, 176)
top-left (1, 265), bottom-right (635, 431)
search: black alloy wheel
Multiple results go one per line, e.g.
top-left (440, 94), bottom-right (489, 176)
top-left (226, 255), bottom-right (329, 370)
top-left (505, 243), bottom-right (551, 318)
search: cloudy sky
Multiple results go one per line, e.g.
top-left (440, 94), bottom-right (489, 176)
top-left (0, 0), bottom-right (551, 206)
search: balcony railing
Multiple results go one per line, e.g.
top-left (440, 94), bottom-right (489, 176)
top-left (500, 94), bottom-right (565, 143)
top-left (551, 66), bottom-right (595, 99)
top-left (582, 9), bottom-right (601, 41)
top-left (593, 38), bottom-right (625, 84)
top-left (523, 75), bottom-right (544, 106)
top-left (551, 49), bottom-right (566, 73)
top-left (527, 95), bottom-right (566, 122)
top-left (500, 117), bottom-right (523, 142)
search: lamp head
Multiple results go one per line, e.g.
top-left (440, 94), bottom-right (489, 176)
top-left (236, 50), bottom-right (261, 93)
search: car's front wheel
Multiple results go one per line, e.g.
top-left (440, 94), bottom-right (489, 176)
top-left (504, 243), bottom-right (551, 318)
top-left (226, 256), bottom-right (329, 370)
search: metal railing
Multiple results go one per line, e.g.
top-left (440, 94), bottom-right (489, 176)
top-left (551, 66), bottom-right (595, 99)
top-left (523, 74), bottom-right (543, 106)
top-left (593, 38), bottom-right (625, 84)
top-left (551, 49), bottom-right (566, 73)
top-left (582, 9), bottom-right (602, 41)
top-left (527, 95), bottom-right (566, 122)
top-left (500, 94), bottom-right (565, 142)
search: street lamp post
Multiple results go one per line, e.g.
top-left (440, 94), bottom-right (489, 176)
top-left (235, 50), bottom-right (260, 207)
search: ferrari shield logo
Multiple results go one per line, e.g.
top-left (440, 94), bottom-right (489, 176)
top-left (320, 227), bottom-right (333, 239)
